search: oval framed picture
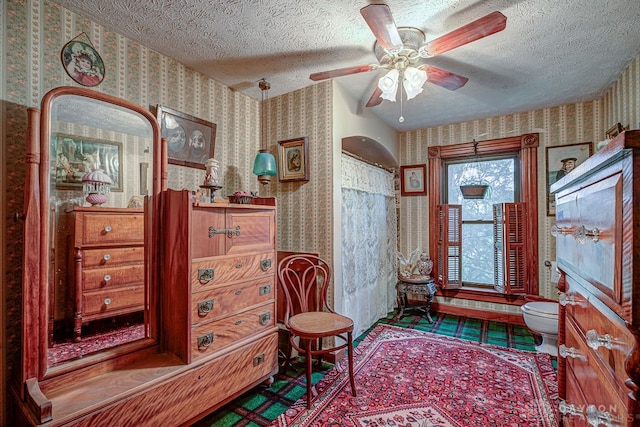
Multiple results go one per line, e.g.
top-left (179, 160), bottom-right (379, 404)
top-left (60, 40), bottom-right (105, 87)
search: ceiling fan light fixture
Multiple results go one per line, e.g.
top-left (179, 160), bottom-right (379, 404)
top-left (403, 66), bottom-right (427, 100)
top-left (378, 68), bottom-right (399, 101)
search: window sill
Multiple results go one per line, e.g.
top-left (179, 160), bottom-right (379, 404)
top-left (438, 286), bottom-right (527, 306)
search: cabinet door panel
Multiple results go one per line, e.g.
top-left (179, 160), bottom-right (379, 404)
top-left (226, 210), bottom-right (275, 254)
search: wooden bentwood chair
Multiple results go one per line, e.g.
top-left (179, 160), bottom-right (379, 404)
top-left (277, 254), bottom-right (357, 409)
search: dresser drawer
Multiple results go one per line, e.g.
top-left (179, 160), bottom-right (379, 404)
top-left (564, 318), bottom-right (628, 414)
top-left (191, 277), bottom-right (275, 325)
top-left (565, 279), bottom-right (633, 390)
top-left (79, 213), bottom-right (144, 246)
top-left (81, 246), bottom-right (144, 269)
top-left (82, 285), bottom-right (144, 316)
top-left (82, 264), bottom-right (145, 291)
top-left (555, 171), bottom-right (623, 309)
top-left (191, 303), bottom-right (275, 360)
top-left (191, 251), bottom-right (275, 291)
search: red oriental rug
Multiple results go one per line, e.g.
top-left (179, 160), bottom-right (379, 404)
top-left (270, 324), bottom-right (558, 427)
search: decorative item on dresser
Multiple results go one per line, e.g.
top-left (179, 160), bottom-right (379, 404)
top-left (551, 130), bottom-right (640, 426)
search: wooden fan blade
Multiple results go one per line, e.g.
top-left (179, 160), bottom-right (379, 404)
top-left (419, 11), bottom-right (507, 57)
top-left (366, 87), bottom-right (383, 107)
top-left (360, 4), bottom-right (403, 52)
top-left (421, 65), bottom-right (469, 90)
top-left (310, 64), bottom-right (376, 81)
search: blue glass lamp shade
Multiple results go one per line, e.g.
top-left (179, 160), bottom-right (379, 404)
top-left (253, 149), bottom-right (277, 185)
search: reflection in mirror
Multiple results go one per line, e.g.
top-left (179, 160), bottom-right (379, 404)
top-left (47, 94), bottom-right (154, 367)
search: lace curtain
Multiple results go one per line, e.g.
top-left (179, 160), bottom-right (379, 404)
top-left (341, 154), bottom-right (397, 338)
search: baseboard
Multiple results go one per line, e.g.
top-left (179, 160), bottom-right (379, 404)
top-left (431, 301), bottom-right (526, 326)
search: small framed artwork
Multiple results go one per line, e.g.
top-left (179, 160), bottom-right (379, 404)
top-left (156, 105), bottom-right (216, 170)
top-left (400, 164), bottom-right (427, 196)
top-left (53, 133), bottom-right (122, 191)
top-left (605, 123), bottom-right (625, 139)
top-left (60, 39), bottom-right (105, 87)
top-left (546, 142), bottom-right (593, 216)
top-left (277, 137), bottom-right (309, 182)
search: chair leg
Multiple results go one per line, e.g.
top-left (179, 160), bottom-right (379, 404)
top-left (316, 338), bottom-right (323, 368)
top-left (305, 339), bottom-right (313, 409)
top-left (347, 332), bottom-right (356, 397)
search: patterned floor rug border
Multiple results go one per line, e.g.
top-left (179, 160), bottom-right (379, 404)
top-left (270, 324), bottom-right (558, 427)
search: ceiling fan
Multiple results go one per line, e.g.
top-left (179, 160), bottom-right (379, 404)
top-left (309, 4), bottom-right (507, 111)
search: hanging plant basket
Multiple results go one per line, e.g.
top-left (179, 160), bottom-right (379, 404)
top-left (460, 184), bottom-right (489, 199)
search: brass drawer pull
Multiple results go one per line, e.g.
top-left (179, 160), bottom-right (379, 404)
top-left (259, 284), bottom-right (271, 295)
top-left (103, 274), bottom-right (111, 282)
top-left (197, 299), bottom-right (214, 315)
top-left (259, 311), bottom-right (271, 326)
top-left (197, 333), bottom-right (214, 349)
top-left (103, 253), bottom-right (111, 261)
top-left (198, 268), bottom-right (214, 283)
top-left (104, 298), bottom-right (112, 305)
top-left (235, 289), bottom-right (242, 295)
top-left (236, 263), bottom-right (243, 269)
top-left (260, 259), bottom-right (272, 271)
top-left (104, 225), bottom-right (112, 233)
top-left (208, 225), bottom-right (241, 238)
top-left (253, 353), bottom-right (265, 366)
top-left (235, 320), bottom-right (242, 325)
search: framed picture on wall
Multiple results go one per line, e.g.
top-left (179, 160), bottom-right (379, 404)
top-left (156, 105), bottom-right (216, 170)
top-left (400, 164), bottom-right (427, 196)
top-left (277, 137), bottom-right (309, 182)
top-left (546, 142), bottom-right (593, 216)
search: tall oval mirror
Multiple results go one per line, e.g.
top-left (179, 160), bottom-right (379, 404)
top-left (40, 87), bottom-right (161, 375)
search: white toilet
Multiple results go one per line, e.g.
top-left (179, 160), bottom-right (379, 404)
top-left (521, 301), bottom-right (559, 356)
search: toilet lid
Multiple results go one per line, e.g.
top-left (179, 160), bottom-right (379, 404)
top-left (522, 301), bottom-right (558, 317)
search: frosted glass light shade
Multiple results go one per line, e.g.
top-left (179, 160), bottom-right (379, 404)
top-left (403, 67), bottom-right (428, 100)
top-left (378, 69), bottom-right (399, 102)
top-left (253, 149), bottom-right (277, 185)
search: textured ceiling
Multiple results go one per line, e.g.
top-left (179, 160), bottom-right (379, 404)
top-left (53, 0), bottom-right (640, 132)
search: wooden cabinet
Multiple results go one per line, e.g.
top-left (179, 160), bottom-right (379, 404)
top-left (552, 130), bottom-right (640, 426)
top-left (161, 188), bottom-right (279, 397)
top-left (69, 207), bottom-right (145, 341)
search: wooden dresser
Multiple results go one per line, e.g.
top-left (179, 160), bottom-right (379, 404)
top-left (552, 130), bottom-right (640, 426)
top-left (161, 189), bottom-right (279, 417)
top-left (69, 207), bottom-right (145, 341)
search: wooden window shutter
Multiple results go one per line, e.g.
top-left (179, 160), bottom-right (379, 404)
top-left (436, 204), bottom-right (462, 289)
top-left (493, 202), bottom-right (527, 294)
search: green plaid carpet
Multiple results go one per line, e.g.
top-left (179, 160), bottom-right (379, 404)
top-left (191, 312), bottom-right (542, 427)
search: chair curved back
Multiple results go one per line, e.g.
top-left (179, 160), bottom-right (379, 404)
top-left (277, 254), bottom-right (334, 327)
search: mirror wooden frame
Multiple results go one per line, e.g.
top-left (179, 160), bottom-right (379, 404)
top-left (18, 86), bottom-right (166, 416)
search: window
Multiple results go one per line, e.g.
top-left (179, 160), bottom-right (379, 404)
top-left (444, 155), bottom-right (519, 287)
top-left (427, 134), bottom-right (539, 299)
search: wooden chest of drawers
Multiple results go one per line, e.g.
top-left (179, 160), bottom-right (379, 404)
top-left (69, 207), bottom-right (145, 341)
top-left (161, 189), bottom-right (278, 418)
top-left (551, 130), bottom-right (640, 426)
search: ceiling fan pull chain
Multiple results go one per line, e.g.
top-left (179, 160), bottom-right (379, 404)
top-left (399, 89), bottom-right (405, 123)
